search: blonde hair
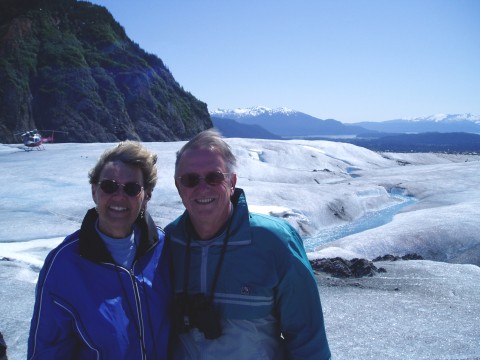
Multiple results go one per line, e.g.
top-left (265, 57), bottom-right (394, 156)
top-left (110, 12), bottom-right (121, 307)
top-left (89, 141), bottom-right (158, 193)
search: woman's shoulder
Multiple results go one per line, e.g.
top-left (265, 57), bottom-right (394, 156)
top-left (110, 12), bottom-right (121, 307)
top-left (43, 230), bottom-right (81, 267)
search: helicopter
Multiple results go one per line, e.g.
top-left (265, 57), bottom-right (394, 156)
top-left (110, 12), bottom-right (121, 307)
top-left (15, 129), bottom-right (68, 151)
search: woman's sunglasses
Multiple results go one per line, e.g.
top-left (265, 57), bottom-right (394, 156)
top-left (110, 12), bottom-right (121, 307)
top-left (177, 171), bottom-right (230, 188)
top-left (98, 179), bottom-right (144, 197)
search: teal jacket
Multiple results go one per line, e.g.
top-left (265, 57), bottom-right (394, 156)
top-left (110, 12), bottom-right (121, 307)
top-left (166, 188), bottom-right (331, 360)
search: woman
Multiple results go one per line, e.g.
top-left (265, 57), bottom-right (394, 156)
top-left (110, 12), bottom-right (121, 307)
top-left (28, 141), bottom-right (171, 359)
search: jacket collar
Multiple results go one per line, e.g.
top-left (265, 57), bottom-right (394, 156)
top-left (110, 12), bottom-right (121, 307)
top-left (170, 188), bottom-right (252, 246)
top-left (78, 207), bottom-right (158, 263)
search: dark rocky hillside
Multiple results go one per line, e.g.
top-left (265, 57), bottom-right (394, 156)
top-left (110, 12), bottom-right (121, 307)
top-left (0, 0), bottom-right (212, 143)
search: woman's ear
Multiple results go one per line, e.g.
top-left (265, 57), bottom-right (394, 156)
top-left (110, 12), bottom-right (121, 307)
top-left (91, 184), bottom-right (98, 204)
top-left (142, 192), bottom-right (151, 208)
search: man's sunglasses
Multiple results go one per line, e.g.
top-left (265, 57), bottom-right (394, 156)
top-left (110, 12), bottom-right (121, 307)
top-left (177, 171), bottom-right (231, 188)
top-left (98, 179), bottom-right (144, 197)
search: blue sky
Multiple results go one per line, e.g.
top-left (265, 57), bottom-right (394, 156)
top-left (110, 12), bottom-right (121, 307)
top-left (88, 0), bottom-right (480, 123)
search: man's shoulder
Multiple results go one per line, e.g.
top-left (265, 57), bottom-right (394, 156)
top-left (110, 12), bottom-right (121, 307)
top-left (247, 212), bottom-right (312, 274)
top-left (248, 212), bottom-right (300, 245)
top-left (164, 214), bottom-right (184, 233)
top-left (249, 212), bottom-right (295, 232)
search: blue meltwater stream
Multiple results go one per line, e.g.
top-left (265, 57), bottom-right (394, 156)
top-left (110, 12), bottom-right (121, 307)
top-left (303, 187), bottom-right (418, 252)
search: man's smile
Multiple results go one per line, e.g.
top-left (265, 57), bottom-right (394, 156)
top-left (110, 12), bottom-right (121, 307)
top-left (195, 197), bottom-right (215, 205)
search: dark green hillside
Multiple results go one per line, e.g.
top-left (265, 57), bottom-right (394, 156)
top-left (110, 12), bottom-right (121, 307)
top-left (0, 0), bottom-right (212, 143)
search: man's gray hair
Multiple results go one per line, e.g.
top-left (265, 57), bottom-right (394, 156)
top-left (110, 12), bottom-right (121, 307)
top-left (175, 129), bottom-right (237, 176)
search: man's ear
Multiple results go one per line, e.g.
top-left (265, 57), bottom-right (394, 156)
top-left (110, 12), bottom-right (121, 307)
top-left (230, 173), bottom-right (237, 191)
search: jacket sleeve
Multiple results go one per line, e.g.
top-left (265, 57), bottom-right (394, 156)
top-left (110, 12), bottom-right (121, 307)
top-left (276, 227), bottom-right (332, 360)
top-left (27, 254), bottom-right (79, 359)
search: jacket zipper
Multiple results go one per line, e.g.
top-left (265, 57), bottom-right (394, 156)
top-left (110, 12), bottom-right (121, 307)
top-left (129, 240), bottom-right (158, 360)
top-left (129, 267), bottom-right (147, 360)
top-left (200, 246), bottom-right (209, 293)
top-left (105, 240), bottom-right (158, 360)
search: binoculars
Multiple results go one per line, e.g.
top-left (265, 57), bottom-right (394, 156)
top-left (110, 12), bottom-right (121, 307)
top-left (173, 293), bottom-right (222, 340)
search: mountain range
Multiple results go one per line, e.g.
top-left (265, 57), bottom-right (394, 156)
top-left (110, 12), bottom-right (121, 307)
top-left (356, 113), bottom-right (480, 134)
top-left (211, 107), bottom-right (480, 152)
top-left (211, 106), bottom-right (368, 137)
top-left (211, 106), bottom-right (480, 136)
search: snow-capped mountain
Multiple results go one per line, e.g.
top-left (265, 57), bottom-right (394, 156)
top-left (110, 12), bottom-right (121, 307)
top-left (210, 106), bottom-right (368, 137)
top-left (210, 107), bottom-right (480, 139)
top-left (401, 113), bottom-right (480, 124)
top-left (211, 106), bottom-right (297, 118)
top-left (356, 113), bottom-right (480, 134)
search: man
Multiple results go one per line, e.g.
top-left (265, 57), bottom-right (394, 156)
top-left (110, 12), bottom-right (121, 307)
top-left (166, 129), bottom-right (331, 359)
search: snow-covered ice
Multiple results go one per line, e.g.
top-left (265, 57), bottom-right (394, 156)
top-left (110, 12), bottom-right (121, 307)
top-left (1, 139), bottom-right (479, 359)
top-left (318, 260), bottom-right (480, 359)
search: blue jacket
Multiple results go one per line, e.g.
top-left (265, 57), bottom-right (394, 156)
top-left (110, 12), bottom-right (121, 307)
top-left (28, 208), bottom-right (172, 359)
top-left (166, 189), bottom-right (331, 360)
